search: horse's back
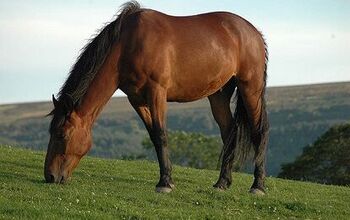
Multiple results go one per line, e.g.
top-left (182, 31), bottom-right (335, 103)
top-left (119, 9), bottom-right (266, 102)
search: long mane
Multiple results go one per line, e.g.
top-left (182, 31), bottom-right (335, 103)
top-left (49, 1), bottom-right (141, 133)
top-left (58, 1), bottom-right (141, 106)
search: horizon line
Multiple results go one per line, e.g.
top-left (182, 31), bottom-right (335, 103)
top-left (1, 80), bottom-right (349, 106)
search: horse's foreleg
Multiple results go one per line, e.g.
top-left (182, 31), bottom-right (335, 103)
top-left (128, 91), bottom-right (173, 193)
top-left (128, 85), bottom-right (174, 192)
top-left (147, 86), bottom-right (173, 193)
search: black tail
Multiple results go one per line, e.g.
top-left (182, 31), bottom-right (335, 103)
top-left (254, 37), bottom-right (269, 166)
top-left (219, 87), bottom-right (269, 171)
top-left (219, 90), bottom-right (254, 170)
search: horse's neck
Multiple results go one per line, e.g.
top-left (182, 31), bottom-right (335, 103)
top-left (76, 44), bottom-right (121, 126)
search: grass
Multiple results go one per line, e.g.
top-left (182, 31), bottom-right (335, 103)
top-left (0, 145), bottom-right (349, 219)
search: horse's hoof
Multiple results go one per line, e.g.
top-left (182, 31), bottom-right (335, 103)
top-left (213, 182), bottom-right (229, 191)
top-left (249, 188), bottom-right (265, 196)
top-left (213, 186), bottom-right (226, 192)
top-left (155, 186), bottom-right (172, 193)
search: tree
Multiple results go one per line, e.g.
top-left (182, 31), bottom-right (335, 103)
top-left (278, 123), bottom-right (350, 186)
top-left (142, 131), bottom-right (221, 170)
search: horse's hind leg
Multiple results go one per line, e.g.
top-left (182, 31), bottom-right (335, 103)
top-left (208, 78), bottom-right (236, 189)
top-left (238, 75), bottom-right (269, 195)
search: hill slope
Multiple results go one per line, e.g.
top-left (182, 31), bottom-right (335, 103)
top-left (1, 146), bottom-right (349, 219)
top-left (0, 81), bottom-right (350, 176)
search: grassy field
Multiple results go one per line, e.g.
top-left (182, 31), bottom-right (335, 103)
top-left (1, 146), bottom-right (349, 219)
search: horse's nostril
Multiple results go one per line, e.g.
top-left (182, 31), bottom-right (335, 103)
top-left (45, 173), bottom-right (55, 183)
top-left (59, 176), bottom-right (65, 184)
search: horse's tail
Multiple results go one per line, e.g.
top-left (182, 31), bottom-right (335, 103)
top-left (219, 89), bottom-right (253, 170)
top-left (59, 1), bottom-right (141, 106)
top-left (254, 38), bottom-right (269, 166)
top-left (219, 41), bottom-right (269, 170)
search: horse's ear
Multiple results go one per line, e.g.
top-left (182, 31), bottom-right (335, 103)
top-left (52, 94), bottom-right (59, 108)
top-left (62, 93), bottom-right (74, 116)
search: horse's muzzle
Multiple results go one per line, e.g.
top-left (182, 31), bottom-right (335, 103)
top-left (45, 171), bottom-right (66, 184)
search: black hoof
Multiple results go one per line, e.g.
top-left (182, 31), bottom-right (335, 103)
top-left (155, 186), bottom-right (172, 193)
top-left (156, 177), bottom-right (174, 193)
top-left (213, 185), bottom-right (226, 191)
top-left (155, 182), bottom-right (174, 193)
top-left (250, 181), bottom-right (265, 195)
top-left (213, 178), bottom-right (231, 190)
top-left (249, 188), bottom-right (265, 195)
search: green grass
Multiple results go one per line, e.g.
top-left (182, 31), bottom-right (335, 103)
top-left (1, 145), bottom-right (349, 219)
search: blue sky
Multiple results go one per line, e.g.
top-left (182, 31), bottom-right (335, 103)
top-left (0, 0), bottom-right (349, 104)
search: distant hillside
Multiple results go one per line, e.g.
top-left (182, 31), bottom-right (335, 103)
top-left (1, 146), bottom-right (349, 219)
top-left (0, 81), bottom-right (350, 176)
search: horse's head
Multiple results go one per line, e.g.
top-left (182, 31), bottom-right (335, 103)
top-left (44, 94), bottom-right (92, 183)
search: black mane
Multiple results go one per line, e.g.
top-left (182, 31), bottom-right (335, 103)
top-left (58, 1), bottom-right (141, 105)
top-left (49, 1), bottom-right (141, 133)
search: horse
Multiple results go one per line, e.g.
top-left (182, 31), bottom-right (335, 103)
top-left (44, 1), bottom-right (269, 194)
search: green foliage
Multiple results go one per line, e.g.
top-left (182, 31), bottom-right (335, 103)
top-left (142, 131), bottom-right (221, 170)
top-left (279, 123), bottom-right (350, 186)
top-left (1, 146), bottom-right (350, 219)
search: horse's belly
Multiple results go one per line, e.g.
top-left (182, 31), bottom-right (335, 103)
top-left (167, 70), bottom-right (235, 102)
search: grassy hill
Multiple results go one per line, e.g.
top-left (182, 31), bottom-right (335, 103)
top-left (1, 145), bottom-right (349, 219)
top-left (0, 81), bottom-right (350, 176)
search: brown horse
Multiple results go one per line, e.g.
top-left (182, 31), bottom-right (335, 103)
top-left (44, 1), bottom-right (269, 194)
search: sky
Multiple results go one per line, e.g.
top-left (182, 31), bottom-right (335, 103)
top-left (0, 0), bottom-right (349, 104)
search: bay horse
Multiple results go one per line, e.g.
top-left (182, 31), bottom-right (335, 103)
top-left (44, 1), bottom-right (269, 195)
